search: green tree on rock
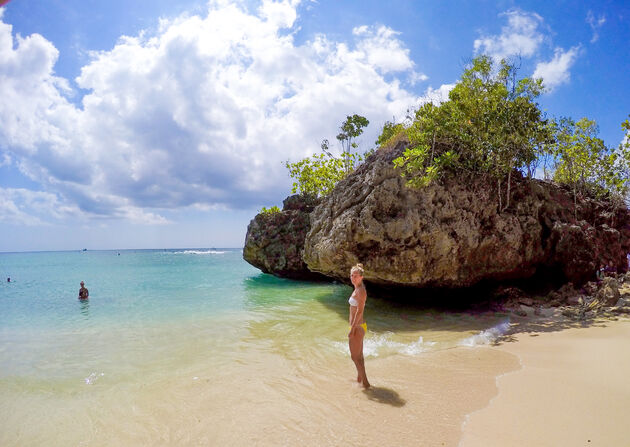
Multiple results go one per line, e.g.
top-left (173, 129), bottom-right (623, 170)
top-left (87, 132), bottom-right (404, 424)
top-left (374, 120), bottom-right (404, 147)
top-left (390, 55), bottom-right (553, 210)
top-left (335, 114), bottom-right (370, 174)
top-left (285, 115), bottom-right (370, 197)
top-left (551, 117), bottom-right (630, 216)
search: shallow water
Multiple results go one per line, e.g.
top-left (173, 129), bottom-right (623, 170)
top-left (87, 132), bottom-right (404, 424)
top-left (0, 249), bottom-right (512, 445)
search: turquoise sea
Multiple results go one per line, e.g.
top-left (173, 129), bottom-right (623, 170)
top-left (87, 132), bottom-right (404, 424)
top-left (0, 249), bottom-right (510, 445)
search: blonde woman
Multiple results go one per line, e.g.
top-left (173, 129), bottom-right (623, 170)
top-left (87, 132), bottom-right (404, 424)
top-left (348, 263), bottom-right (370, 388)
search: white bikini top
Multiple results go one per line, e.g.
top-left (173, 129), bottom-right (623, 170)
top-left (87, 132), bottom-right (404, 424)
top-left (348, 295), bottom-right (358, 306)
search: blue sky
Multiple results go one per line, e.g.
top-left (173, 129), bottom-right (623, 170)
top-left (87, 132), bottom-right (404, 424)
top-left (0, 0), bottom-right (628, 251)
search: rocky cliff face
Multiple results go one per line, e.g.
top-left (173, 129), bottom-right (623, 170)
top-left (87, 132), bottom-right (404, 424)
top-left (303, 141), bottom-right (630, 288)
top-left (243, 194), bottom-right (326, 280)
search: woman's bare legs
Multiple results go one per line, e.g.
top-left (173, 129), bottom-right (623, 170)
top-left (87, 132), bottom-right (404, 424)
top-left (349, 327), bottom-right (370, 388)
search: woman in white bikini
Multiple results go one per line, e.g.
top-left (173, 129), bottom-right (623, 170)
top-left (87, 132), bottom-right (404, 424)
top-left (348, 263), bottom-right (370, 388)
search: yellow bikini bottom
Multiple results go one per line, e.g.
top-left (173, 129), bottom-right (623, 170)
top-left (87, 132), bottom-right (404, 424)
top-left (349, 323), bottom-right (367, 333)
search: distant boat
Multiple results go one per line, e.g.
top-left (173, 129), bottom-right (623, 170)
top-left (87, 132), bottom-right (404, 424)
top-left (82, 248), bottom-right (87, 252)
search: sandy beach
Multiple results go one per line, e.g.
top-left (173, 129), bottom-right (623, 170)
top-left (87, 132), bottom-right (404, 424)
top-left (460, 316), bottom-right (630, 447)
top-left (181, 314), bottom-right (630, 447)
top-left (5, 315), bottom-right (629, 446)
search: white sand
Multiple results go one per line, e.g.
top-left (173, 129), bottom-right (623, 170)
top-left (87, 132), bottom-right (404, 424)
top-left (460, 317), bottom-right (630, 447)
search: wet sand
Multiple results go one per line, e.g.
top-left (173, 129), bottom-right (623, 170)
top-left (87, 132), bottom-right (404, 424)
top-left (0, 342), bottom-right (519, 446)
top-left (460, 317), bottom-right (630, 447)
top-left (4, 314), bottom-right (628, 446)
top-left (142, 346), bottom-right (520, 447)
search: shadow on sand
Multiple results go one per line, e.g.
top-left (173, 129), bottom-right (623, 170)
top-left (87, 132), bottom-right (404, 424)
top-left (496, 313), bottom-right (622, 345)
top-left (362, 386), bottom-right (406, 407)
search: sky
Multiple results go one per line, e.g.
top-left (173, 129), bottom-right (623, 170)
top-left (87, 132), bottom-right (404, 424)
top-left (0, 0), bottom-right (628, 252)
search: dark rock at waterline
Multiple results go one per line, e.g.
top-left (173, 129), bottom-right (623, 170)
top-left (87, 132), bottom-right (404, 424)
top-left (243, 194), bottom-right (328, 280)
top-left (303, 140), bottom-right (630, 288)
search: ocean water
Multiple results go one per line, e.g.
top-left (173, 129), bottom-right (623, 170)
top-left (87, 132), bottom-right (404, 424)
top-left (0, 249), bottom-right (511, 445)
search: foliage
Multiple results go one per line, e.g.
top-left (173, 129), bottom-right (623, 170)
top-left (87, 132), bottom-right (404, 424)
top-left (336, 114), bottom-right (370, 152)
top-left (375, 120), bottom-right (404, 147)
top-left (551, 118), bottom-right (606, 193)
top-left (260, 205), bottom-right (281, 215)
top-left (285, 153), bottom-right (347, 197)
top-left (622, 116), bottom-right (630, 201)
top-left (392, 55), bottom-right (553, 209)
top-left (335, 114), bottom-right (370, 174)
top-left (551, 117), bottom-right (630, 201)
top-left (285, 115), bottom-right (370, 197)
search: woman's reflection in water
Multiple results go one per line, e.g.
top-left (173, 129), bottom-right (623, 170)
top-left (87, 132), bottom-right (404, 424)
top-left (79, 297), bottom-right (90, 317)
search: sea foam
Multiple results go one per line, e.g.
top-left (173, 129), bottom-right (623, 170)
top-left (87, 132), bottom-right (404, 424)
top-left (458, 320), bottom-right (512, 347)
top-left (173, 250), bottom-right (226, 255)
top-left (332, 332), bottom-right (437, 358)
top-left (84, 372), bottom-right (105, 385)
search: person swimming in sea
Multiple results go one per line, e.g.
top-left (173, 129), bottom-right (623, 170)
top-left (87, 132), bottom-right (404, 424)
top-left (78, 281), bottom-right (89, 300)
top-left (348, 263), bottom-right (370, 389)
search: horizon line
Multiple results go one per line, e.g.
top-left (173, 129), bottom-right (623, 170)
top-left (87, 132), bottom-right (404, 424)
top-left (0, 247), bottom-right (243, 255)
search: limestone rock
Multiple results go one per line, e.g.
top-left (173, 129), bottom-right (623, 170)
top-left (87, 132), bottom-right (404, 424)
top-left (582, 281), bottom-right (599, 296)
top-left (565, 295), bottom-right (582, 306)
top-left (518, 297), bottom-right (534, 306)
top-left (519, 305), bottom-right (534, 316)
top-left (595, 277), bottom-right (621, 306)
top-left (538, 307), bottom-right (558, 318)
top-left (243, 195), bottom-right (326, 280)
top-left (303, 140), bottom-right (630, 288)
top-left (611, 307), bottom-right (630, 314)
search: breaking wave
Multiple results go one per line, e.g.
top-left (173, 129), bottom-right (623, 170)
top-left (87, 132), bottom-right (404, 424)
top-left (172, 250), bottom-right (226, 255)
top-left (332, 332), bottom-right (437, 358)
top-left (458, 320), bottom-right (512, 347)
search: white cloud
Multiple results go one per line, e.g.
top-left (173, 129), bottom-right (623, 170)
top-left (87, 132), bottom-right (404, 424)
top-left (408, 70), bottom-right (429, 86)
top-left (353, 25), bottom-right (414, 73)
top-left (474, 10), bottom-right (544, 61)
top-left (0, 188), bottom-right (74, 225)
top-left (352, 25), bottom-right (427, 85)
top-left (0, 153), bottom-right (10, 167)
top-left (120, 207), bottom-right (170, 225)
top-left (586, 11), bottom-right (606, 43)
top-left (474, 9), bottom-right (581, 93)
top-left (532, 46), bottom-right (580, 91)
top-left (0, 1), bottom-right (421, 222)
top-left (259, 0), bottom-right (299, 28)
top-left (0, 19), bottom-right (78, 154)
top-left (418, 83), bottom-right (456, 106)
top-left (0, 195), bottom-right (42, 226)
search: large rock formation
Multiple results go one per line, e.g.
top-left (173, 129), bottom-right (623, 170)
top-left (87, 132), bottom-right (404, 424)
top-left (243, 194), bottom-right (326, 280)
top-left (303, 140), bottom-right (630, 288)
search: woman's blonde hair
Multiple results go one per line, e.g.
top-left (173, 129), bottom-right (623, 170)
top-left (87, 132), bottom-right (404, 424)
top-left (350, 263), bottom-right (364, 276)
